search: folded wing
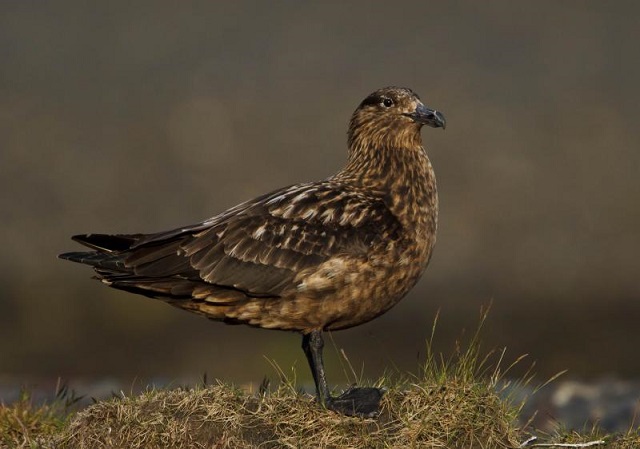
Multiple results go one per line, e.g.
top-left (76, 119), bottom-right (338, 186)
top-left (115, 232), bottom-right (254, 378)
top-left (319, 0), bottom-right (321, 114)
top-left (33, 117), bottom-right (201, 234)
top-left (61, 182), bottom-right (402, 302)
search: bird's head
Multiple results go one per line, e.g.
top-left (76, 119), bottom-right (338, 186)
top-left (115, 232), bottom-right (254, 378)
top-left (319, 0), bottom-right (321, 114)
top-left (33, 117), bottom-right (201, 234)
top-left (348, 87), bottom-right (445, 151)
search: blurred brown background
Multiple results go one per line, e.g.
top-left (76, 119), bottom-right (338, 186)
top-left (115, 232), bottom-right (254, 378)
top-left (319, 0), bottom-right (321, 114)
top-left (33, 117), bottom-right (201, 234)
top-left (1, 1), bottom-right (639, 391)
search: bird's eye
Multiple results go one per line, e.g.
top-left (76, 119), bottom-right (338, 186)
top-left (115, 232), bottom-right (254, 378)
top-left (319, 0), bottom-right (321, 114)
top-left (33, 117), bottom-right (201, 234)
top-left (382, 98), bottom-right (393, 107)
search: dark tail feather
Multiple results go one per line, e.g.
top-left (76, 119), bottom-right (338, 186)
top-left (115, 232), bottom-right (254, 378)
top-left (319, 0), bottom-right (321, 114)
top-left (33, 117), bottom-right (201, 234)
top-left (71, 233), bottom-right (142, 252)
top-left (58, 251), bottom-right (126, 271)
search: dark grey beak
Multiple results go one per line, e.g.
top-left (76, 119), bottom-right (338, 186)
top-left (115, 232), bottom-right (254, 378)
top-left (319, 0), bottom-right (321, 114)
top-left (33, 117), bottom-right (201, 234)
top-left (406, 103), bottom-right (446, 129)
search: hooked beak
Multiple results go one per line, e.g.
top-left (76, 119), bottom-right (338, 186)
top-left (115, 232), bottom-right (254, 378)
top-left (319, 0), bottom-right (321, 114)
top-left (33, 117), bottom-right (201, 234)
top-left (405, 103), bottom-right (446, 129)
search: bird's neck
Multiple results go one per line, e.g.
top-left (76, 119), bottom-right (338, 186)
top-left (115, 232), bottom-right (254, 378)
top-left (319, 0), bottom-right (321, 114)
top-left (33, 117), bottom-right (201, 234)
top-left (335, 139), bottom-right (438, 231)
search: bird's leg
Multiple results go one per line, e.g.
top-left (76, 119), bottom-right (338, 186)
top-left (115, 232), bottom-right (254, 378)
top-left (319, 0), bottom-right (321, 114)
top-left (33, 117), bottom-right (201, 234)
top-left (302, 330), bottom-right (384, 417)
top-left (302, 330), bottom-right (331, 404)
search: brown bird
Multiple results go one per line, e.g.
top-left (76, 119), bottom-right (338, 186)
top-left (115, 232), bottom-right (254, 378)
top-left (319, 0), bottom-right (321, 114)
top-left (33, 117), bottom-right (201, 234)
top-left (60, 86), bottom-right (445, 417)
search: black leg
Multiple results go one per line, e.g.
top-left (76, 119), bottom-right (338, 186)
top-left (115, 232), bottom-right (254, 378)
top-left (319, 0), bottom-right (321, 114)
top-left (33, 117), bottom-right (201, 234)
top-left (301, 330), bottom-right (384, 417)
top-left (302, 330), bottom-right (330, 404)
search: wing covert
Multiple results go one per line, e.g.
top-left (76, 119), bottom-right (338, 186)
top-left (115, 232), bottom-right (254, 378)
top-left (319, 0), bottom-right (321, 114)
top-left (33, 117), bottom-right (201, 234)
top-left (178, 182), bottom-right (403, 297)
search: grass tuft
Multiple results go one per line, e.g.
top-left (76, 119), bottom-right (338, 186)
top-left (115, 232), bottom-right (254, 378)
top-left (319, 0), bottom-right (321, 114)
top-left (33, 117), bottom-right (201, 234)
top-left (0, 380), bottom-right (79, 448)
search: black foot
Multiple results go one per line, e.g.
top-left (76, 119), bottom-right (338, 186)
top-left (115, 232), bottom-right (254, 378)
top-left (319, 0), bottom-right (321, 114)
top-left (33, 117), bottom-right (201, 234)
top-left (326, 387), bottom-right (385, 418)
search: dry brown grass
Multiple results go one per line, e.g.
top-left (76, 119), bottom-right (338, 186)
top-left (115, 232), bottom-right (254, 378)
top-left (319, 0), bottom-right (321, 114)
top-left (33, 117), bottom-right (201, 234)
top-left (51, 375), bottom-right (519, 449)
top-left (3, 381), bottom-right (640, 449)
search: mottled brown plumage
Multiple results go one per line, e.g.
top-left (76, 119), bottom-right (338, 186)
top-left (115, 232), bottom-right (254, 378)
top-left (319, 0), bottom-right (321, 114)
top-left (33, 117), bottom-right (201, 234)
top-left (60, 87), bottom-right (445, 416)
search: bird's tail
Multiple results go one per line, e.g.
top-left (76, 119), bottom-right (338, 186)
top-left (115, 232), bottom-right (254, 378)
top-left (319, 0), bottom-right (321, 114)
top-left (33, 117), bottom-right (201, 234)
top-left (58, 250), bottom-right (126, 271)
top-left (58, 233), bottom-right (141, 271)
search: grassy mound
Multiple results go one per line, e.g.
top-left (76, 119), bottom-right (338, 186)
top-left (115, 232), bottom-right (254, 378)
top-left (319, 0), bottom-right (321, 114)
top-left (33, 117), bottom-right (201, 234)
top-left (53, 311), bottom-right (523, 448)
top-left (52, 377), bottom-right (518, 449)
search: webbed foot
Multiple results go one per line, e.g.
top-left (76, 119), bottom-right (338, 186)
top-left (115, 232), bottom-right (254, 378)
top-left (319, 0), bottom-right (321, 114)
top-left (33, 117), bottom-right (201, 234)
top-left (326, 386), bottom-right (385, 418)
